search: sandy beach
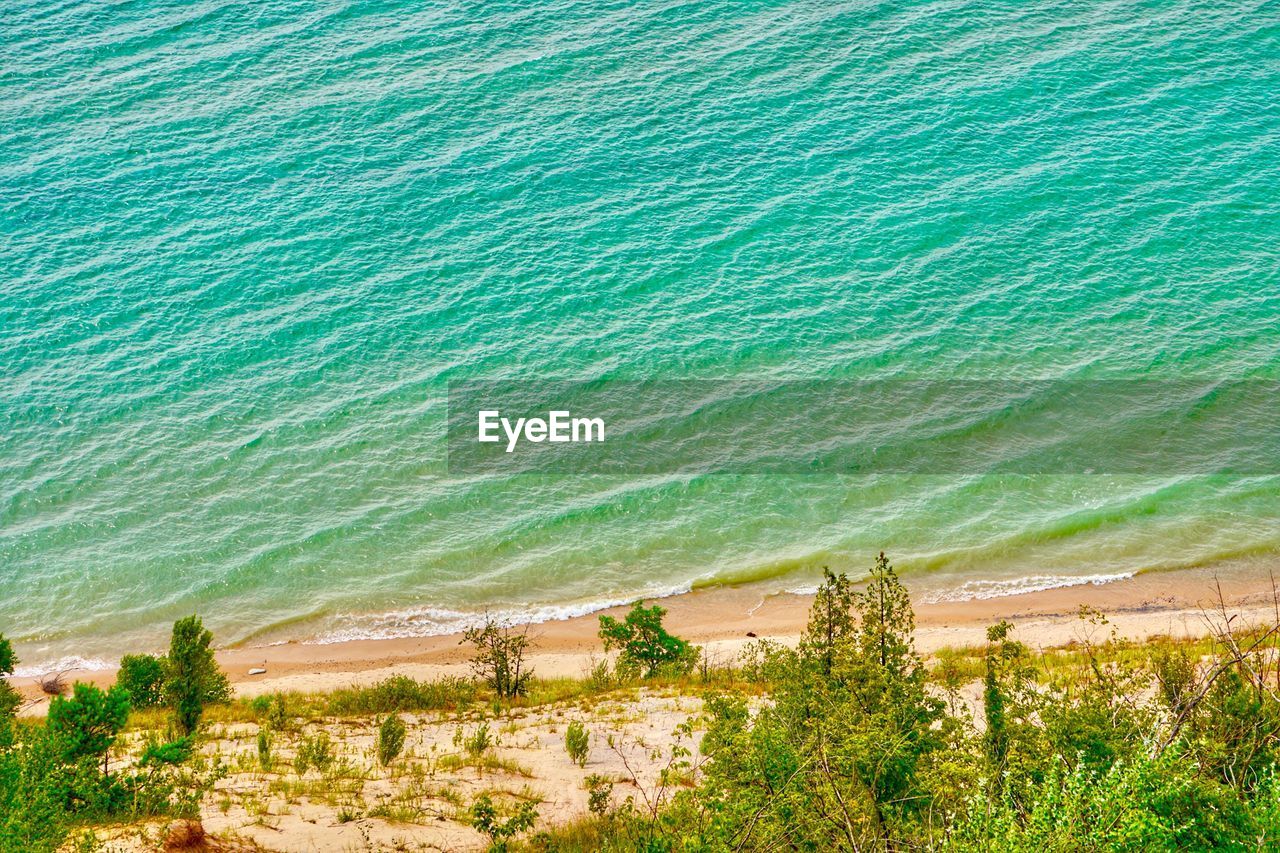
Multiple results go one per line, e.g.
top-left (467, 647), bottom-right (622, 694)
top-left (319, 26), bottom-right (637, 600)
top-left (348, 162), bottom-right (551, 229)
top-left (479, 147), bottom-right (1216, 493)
top-left (15, 559), bottom-right (1279, 710)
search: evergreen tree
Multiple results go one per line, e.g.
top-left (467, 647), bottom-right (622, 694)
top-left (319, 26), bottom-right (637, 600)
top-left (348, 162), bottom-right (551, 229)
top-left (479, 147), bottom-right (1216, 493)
top-left (47, 683), bottom-right (130, 777)
top-left (164, 616), bottom-right (230, 735)
top-left (0, 634), bottom-right (19, 750)
top-left (800, 567), bottom-right (855, 677)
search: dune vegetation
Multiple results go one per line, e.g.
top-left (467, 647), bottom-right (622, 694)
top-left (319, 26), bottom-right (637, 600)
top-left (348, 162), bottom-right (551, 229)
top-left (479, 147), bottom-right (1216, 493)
top-left (3, 554), bottom-right (1280, 851)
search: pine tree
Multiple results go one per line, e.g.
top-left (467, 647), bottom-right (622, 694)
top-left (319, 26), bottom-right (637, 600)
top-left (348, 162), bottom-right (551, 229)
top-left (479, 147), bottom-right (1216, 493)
top-left (164, 616), bottom-right (230, 735)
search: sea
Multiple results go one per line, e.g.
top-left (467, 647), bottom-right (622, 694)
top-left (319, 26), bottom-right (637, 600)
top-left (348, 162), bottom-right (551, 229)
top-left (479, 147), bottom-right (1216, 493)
top-left (2, 0), bottom-right (1277, 673)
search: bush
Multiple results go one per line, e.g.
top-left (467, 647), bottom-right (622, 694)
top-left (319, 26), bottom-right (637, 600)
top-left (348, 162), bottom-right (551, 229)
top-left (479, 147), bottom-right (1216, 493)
top-left (137, 735), bottom-right (195, 768)
top-left (472, 793), bottom-right (538, 852)
top-left (47, 683), bottom-right (131, 774)
top-left (326, 676), bottom-right (477, 715)
top-left (463, 722), bottom-right (491, 757)
top-left (598, 602), bottom-right (696, 679)
top-left (951, 753), bottom-right (1259, 851)
top-left (464, 617), bottom-right (534, 698)
top-left (0, 728), bottom-right (69, 852)
top-left (377, 714), bottom-right (407, 766)
top-left (164, 616), bottom-right (230, 735)
top-left (565, 720), bottom-right (589, 767)
top-left (116, 654), bottom-right (166, 709)
top-left (584, 774), bottom-right (612, 816)
top-left (256, 728), bottom-right (273, 770)
top-left (261, 694), bottom-right (292, 732)
top-left (294, 732), bottom-right (334, 775)
top-left (0, 634), bottom-right (20, 749)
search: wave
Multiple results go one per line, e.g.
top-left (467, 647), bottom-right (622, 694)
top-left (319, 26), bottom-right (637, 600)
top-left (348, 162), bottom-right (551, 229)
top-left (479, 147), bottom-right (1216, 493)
top-left (920, 572), bottom-right (1135, 604)
top-left (14, 656), bottom-right (115, 679)
top-left (311, 580), bottom-right (697, 645)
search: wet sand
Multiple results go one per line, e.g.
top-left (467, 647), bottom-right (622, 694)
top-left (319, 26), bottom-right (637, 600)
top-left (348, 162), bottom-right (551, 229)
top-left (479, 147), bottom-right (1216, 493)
top-left (14, 560), bottom-right (1279, 712)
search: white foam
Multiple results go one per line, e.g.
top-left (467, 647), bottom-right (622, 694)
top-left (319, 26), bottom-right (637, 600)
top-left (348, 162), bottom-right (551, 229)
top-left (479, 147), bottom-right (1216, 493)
top-left (921, 572), bottom-right (1134, 604)
top-left (14, 656), bottom-right (115, 679)
top-left (311, 581), bottom-right (696, 645)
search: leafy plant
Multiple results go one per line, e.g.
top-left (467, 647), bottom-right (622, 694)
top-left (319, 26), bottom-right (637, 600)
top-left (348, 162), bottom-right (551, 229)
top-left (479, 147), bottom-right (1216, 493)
top-left (377, 713), bottom-right (407, 766)
top-left (463, 722), bottom-right (491, 757)
top-left (256, 728), bottom-right (273, 771)
top-left (0, 634), bottom-right (20, 749)
top-left (472, 793), bottom-right (537, 852)
top-left (115, 654), bottom-right (166, 709)
top-left (164, 616), bottom-right (230, 735)
top-left (598, 602), bottom-right (696, 678)
top-left (47, 683), bottom-right (131, 776)
top-left (294, 731), bottom-right (334, 775)
top-left (0, 728), bottom-right (69, 852)
top-left (565, 720), bottom-right (589, 767)
top-left (584, 774), bottom-right (612, 816)
top-left (464, 617), bottom-right (534, 698)
top-left (137, 735), bottom-right (194, 768)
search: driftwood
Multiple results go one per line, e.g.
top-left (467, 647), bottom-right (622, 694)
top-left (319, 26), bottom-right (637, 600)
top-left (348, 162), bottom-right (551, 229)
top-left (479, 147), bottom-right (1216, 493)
top-left (39, 669), bottom-right (68, 696)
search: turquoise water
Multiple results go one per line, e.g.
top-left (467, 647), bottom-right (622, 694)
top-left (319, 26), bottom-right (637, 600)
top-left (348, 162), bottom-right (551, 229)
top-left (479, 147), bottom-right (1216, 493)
top-left (2, 0), bottom-right (1278, 668)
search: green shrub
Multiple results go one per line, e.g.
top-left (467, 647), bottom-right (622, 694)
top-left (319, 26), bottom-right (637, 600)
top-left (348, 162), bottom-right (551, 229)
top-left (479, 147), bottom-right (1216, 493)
top-left (472, 793), bottom-right (537, 852)
top-left (584, 774), bottom-right (612, 816)
top-left (598, 602), bottom-right (696, 679)
top-left (164, 616), bottom-right (230, 735)
top-left (258, 693), bottom-right (293, 732)
top-left (465, 617), bottom-right (534, 698)
top-left (463, 722), bottom-right (491, 757)
top-left (326, 676), bottom-right (477, 715)
top-left (115, 654), bottom-right (166, 709)
top-left (0, 634), bottom-right (20, 749)
top-left (47, 683), bottom-right (131, 774)
top-left (0, 728), bottom-right (69, 852)
top-left (376, 714), bottom-right (407, 766)
top-left (137, 735), bottom-right (194, 768)
top-left (565, 720), bottom-right (589, 767)
top-left (256, 728), bottom-right (273, 770)
top-left (950, 753), bottom-right (1259, 851)
top-left (294, 731), bottom-right (334, 775)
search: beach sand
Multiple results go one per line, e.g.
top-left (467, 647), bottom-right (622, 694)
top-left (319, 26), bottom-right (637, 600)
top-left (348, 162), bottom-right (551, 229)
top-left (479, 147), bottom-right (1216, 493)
top-left (14, 559), bottom-right (1278, 710)
top-left (14, 561), bottom-right (1280, 852)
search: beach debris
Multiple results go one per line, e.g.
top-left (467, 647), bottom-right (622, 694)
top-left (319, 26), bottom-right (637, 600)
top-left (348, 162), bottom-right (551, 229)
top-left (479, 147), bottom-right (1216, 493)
top-left (39, 670), bottom-right (67, 696)
top-left (247, 667), bottom-right (267, 676)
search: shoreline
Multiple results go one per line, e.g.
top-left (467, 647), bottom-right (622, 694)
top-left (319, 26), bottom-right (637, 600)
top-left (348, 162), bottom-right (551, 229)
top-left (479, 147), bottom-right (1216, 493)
top-left (14, 559), bottom-right (1278, 711)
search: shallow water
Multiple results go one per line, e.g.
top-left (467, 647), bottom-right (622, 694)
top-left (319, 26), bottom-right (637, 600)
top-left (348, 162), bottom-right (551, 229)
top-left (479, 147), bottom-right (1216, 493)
top-left (2, 0), bottom-right (1278, 667)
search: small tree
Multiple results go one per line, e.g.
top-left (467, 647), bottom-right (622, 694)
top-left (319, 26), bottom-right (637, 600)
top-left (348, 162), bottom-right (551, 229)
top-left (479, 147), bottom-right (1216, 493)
top-left (0, 636), bottom-right (14, 681)
top-left (856, 551), bottom-right (916, 674)
top-left (256, 728), bottom-right (273, 770)
top-left (377, 713), bottom-right (407, 766)
top-left (565, 720), bottom-right (589, 767)
top-left (471, 793), bottom-right (537, 852)
top-left (463, 617), bottom-right (533, 698)
top-left (47, 683), bottom-right (130, 776)
top-left (116, 654), bottom-right (166, 709)
top-left (0, 634), bottom-right (19, 750)
top-left (164, 616), bottom-right (230, 735)
top-left (598, 602), bottom-right (696, 679)
top-left (982, 619), bottom-right (1037, 795)
top-left (800, 567), bottom-right (856, 676)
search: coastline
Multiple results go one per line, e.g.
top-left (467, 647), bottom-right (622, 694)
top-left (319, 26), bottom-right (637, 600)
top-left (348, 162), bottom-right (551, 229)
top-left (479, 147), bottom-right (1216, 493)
top-left (14, 559), bottom-right (1278, 711)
